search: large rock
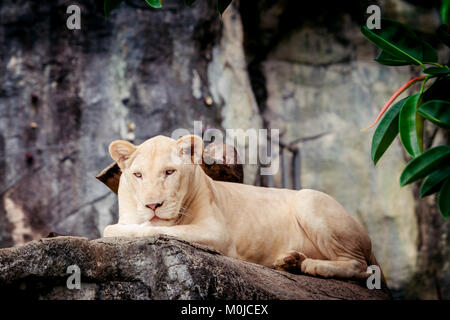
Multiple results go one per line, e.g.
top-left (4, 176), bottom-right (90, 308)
top-left (0, 235), bottom-right (391, 300)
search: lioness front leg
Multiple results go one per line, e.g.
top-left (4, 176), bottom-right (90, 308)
top-left (103, 223), bottom-right (143, 237)
top-left (103, 223), bottom-right (232, 255)
top-left (103, 223), bottom-right (212, 242)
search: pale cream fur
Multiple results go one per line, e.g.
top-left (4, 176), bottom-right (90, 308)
top-left (104, 135), bottom-right (382, 280)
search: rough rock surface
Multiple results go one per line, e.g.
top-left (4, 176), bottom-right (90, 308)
top-left (0, 235), bottom-right (391, 300)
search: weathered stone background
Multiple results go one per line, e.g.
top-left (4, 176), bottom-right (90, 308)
top-left (0, 0), bottom-right (448, 299)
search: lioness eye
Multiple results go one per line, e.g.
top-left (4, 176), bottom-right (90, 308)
top-left (165, 169), bottom-right (175, 176)
top-left (134, 172), bottom-right (142, 178)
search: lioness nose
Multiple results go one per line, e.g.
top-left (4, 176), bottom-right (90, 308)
top-left (146, 202), bottom-right (163, 211)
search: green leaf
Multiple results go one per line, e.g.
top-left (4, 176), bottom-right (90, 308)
top-left (361, 19), bottom-right (437, 66)
top-left (371, 97), bottom-right (409, 164)
top-left (145, 0), bottom-right (162, 8)
top-left (423, 67), bottom-right (450, 75)
top-left (438, 177), bottom-right (450, 218)
top-left (399, 94), bottom-right (423, 157)
top-left (420, 165), bottom-right (450, 197)
top-left (421, 40), bottom-right (439, 64)
top-left (375, 51), bottom-right (410, 66)
top-left (400, 145), bottom-right (450, 186)
top-left (104, 0), bottom-right (124, 17)
top-left (185, 0), bottom-right (196, 7)
top-left (218, 0), bottom-right (232, 15)
top-left (442, 0), bottom-right (450, 24)
top-left (418, 100), bottom-right (450, 129)
top-left (437, 24), bottom-right (450, 47)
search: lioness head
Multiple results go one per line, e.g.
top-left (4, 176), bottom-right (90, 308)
top-left (109, 135), bottom-right (204, 226)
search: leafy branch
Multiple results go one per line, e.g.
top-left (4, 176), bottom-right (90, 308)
top-left (361, 15), bottom-right (450, 218)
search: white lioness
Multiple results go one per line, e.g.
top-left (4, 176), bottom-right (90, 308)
top-left (104, 134), bottom-right (382, 280)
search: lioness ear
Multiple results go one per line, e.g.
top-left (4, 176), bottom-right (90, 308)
top-left (109, 140), bottom-right (137, 168)
top-left (176, 134), bottom-right (204, 164)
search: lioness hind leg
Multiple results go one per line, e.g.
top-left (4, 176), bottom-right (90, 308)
top-left (292, 189), bottom-right (373, 280)
top-left (273, 251), bottom-right (307, 272)
top-left (301, 258), bottom-right (369, 280)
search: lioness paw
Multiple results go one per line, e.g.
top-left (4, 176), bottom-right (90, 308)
top-left (103, 225), bottom-right (117, 237)
top-left (102, 224), bottom-right (144, 237)
top-left (273, 251), bottom-right (307, 272)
